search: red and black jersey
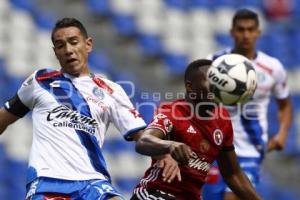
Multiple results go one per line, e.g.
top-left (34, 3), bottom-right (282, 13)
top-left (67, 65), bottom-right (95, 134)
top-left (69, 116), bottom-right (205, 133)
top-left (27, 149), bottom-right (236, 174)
top-left (133, 99), bottom-right (234, 200)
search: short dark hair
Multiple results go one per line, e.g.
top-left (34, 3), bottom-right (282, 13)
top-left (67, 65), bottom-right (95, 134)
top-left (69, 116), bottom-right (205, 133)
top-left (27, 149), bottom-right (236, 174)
top-left (184, 59), bottom-right (212, 83)
top-left (51, 18), bottom-right (88, 42)
top-left (232, 9), bottom-right (259, 27)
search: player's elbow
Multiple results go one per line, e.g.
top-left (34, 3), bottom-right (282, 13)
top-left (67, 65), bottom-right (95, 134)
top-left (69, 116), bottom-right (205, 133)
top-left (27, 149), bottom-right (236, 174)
top-left (135, 134), bottom-right (157, 156)
top-left (135, 136), bottom-right (147, 155)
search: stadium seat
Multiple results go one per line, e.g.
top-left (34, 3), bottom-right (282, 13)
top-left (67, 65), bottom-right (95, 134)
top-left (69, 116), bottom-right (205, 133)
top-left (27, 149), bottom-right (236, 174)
top-left (213, 0), bottom-right (239, 8)
top-left (86, 0), bottom-right (111, 16)
top-left (188, 0), bottom-right (213, 9)
top-left (111, 14), bottom-right (137, 36)
top-left (6, 159), bottom-right (27, 200)
top-left (137, 99), bottom-right (157, 124)
top-left (10, 0), bottom-right (34, 12)
top-left (0, 144), bottom-right (8, 200)
top-left (88, 51), bottom-right (113, 76)
top-left (164, 0), bottom-right (188, 10)
top-left (214, 33), bottom-right (233, 48)
top-left (236, 0), bottom-right (263, 9)
top-left (32, 10), bottom-right (55, 31)
top-left (137, 34), bottom-right (163, 57)
top-left (188, 9), bottom-right (215, 37)
top-left (115, 177), bottom-right (140, 194)
top-left (291, 1), bottom-right (300, 21)
top-left (110, 0), bottom-right (136, 36)
top-left (213, 7), bottom-right (236, 33)
top-left (163, 53), bottom-right (188, 76)
top-left (135, 12), bottom-right (163, 56)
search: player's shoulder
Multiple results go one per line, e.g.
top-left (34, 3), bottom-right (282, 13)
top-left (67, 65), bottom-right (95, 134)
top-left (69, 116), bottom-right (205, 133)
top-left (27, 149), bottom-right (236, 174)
top-left (92, 73), bottom-right (124, 95)
top-left (256, 51), bottom-right (285, 71)
top-left (156, 99), bottom-right (188, 119)
top-left (34, 67), bottom-right (62, 80)
top-left (208, 49), bottom-right (231, 60)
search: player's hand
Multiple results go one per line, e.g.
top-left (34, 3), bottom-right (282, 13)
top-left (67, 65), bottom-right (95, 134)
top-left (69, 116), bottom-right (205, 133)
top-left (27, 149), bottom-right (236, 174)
top-left (168, 141), bottom-right (193, 165)
top-left (267, 133), bottom-right (287, 152)
top-left (156, 154), bottom-right (181, 183)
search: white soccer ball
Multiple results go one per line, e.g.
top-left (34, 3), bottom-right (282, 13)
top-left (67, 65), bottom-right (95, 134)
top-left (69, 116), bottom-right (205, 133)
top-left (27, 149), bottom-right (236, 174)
top-left (207, 54), bottom-right (257, 105)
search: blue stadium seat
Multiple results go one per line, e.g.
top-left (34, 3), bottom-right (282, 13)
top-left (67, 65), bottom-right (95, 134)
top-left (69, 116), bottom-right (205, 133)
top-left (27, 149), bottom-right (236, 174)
top-left (213, 0), bottom-right (238, 8)
top-left (137, 34), bottom-right (163, 57)
top-left (88, 51), bottom-right (113, 75)
top-left (164, 0), bottom-right (188, 10)
top-left (6, 159), bottom-right (27, 200)
top-left (236, 0), bottom-right (263, 9)
top-left (115, 177), bottom-right (140, 193)
top-left (32, 10), bottom-right (56, 31)
top-left (137, 99), bottom-right (157, 124)
top-left (214, 33), bottom-right (233, 48)
top-left (0, 144), bottom-right (8, 200)
top-left (291, 1), bottom-right (300, 21)
top-left (263, 31), bottom-right (293, 68)
top-left (112, 14), bottom-right (137, 36)
top-left (163, 53), bottom-right (188, 76)
top-left (10, 0), bottom-right (34, 12)
top-left (86, 0), bottom-right (111, 16)
top-left (188, 0), bottom-right (213, 9)
top-left (103, 138), bottom-right (135, 154)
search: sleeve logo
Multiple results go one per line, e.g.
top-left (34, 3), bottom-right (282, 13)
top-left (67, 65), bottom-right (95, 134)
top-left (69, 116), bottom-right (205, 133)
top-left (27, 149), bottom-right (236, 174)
top-left (163, 118), bottom-right (173, 133)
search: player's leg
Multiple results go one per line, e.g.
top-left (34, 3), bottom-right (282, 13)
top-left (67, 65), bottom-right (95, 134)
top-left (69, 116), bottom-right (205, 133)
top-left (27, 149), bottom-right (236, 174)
top-left (26, 177), bottom-right (84, 200)
top-left (202, 165), bottom-right (225, 200)
top-left (223, 157), bottom-right (260, 200)
top-left (80, 179), bottom-right (125, 200)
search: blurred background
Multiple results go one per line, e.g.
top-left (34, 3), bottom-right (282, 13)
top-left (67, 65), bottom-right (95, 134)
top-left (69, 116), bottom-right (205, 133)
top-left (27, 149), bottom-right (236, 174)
top-left (0, 0), bottom-right (300, 199)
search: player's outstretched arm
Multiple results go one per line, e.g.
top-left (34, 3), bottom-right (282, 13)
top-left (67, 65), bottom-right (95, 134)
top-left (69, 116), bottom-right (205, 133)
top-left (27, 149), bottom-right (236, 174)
top-left (0, 108), bottom-right (20, 135)
top-left (133, 129), bottom-right (181, 182)
top-left (217, 149), bottom-right (262, 200)
top-left (135, 128), bottom-right (193, 165)
top-left (268, 97), bottom-right (292, 151)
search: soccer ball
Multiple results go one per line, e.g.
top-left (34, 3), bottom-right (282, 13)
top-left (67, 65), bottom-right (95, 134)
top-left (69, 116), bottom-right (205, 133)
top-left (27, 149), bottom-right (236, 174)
top-left (207, 54), bottom-right (257, 105)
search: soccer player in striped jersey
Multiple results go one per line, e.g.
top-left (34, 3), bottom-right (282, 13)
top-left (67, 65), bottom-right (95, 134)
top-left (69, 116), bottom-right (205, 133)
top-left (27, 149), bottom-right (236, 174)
top-left (202, 9), bottom-right (292, 200)
top-left (0, 18), bottom-right (176, 200)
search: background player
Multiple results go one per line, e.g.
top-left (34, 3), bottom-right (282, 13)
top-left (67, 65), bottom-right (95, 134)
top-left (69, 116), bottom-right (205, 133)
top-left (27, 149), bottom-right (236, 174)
top-left (0, 18), bottom-right (149, 200)
top-left (130, 59), bottom-right (262, 200)
top-left (202, 9), bottom-right (292, 200)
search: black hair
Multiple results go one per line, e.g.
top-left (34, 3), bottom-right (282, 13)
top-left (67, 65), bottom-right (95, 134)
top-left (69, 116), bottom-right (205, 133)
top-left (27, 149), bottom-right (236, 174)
top-left (51, 18), bottom-right (88, 42)
top-left (184, 59), bottom-right (212, 83)
top-left (232, 9), bottom-right (259, 27)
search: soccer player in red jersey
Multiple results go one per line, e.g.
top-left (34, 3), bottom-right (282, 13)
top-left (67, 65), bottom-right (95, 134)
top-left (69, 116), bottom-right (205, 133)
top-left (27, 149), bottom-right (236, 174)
top-left (130, 59), bottom-right (262, 200)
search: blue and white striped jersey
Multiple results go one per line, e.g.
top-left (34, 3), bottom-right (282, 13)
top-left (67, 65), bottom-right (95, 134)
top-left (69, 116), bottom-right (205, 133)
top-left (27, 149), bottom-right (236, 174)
top-left (9, 68), bottom-right (146, 184)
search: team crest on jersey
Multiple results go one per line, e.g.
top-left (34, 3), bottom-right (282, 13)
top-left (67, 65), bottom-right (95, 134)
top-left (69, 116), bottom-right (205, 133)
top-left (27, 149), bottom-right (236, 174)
top-left (213, 129), bottom-right (223, 146)
top-left (93, 87), bottom-right (105, 100)
top-left (256, 72), bottom-right (266, 83)
top-left (153, 113), bottom-right (167, 123)
top-left (199, 139), bottom-right (210, 153)
top-left (163, 118), bottom-right (173, 133)
top-left (154, 113), bottom-right (167, 119)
